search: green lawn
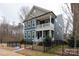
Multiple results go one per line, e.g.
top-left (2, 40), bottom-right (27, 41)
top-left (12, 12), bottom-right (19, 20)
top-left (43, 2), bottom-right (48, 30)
top-left (47, 45), bottom-right (68, 55)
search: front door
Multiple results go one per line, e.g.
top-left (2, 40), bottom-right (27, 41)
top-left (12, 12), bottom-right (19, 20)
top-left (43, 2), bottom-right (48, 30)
top-left (38, 32), bottom-right (40, 39)
top-left (43, 30), bottom-right (49, 38)
top-left (37, 31), bottom-right (42, 39)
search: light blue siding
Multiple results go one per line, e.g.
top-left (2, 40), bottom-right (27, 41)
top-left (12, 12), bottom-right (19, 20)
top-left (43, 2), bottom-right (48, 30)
top-left (24, 19), bottom-right (36, 42)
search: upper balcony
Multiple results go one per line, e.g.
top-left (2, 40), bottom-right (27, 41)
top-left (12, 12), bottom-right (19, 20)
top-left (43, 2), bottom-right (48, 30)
top-left (24, 12), bottom-right (56, 31)
top-left (36, 23), bottom-right (54, 31)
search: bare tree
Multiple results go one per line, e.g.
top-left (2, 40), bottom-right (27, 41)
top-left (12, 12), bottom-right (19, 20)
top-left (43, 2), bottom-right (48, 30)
top-left (0, 16), bottom-right (8, 43)
top-left (61, 3), bottom-right (73, 55)
top-left (19, 6), bottom-right (30, 48)
top-left (62, 3), bottom-right (73, 39)
top-left (19, 6), bottom-right (29, 22)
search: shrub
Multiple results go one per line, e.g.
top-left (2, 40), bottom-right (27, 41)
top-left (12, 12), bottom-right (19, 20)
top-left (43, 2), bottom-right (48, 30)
top-left (43, 35), bottom-right (52, 47)
top-left (20, 39), bottom-right (26, 44)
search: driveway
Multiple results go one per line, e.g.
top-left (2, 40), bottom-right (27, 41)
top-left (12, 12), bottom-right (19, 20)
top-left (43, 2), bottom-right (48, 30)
top-left (0, 48), bottom-right (24, 56)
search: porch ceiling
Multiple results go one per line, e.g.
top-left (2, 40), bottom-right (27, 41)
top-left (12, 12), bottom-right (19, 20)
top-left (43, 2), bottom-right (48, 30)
top-left (23, 12), bottom-right (56, 22)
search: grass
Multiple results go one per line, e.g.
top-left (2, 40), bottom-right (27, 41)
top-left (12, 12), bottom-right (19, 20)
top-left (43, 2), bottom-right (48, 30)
top-left (47, 45), bottom-right (62, 54)
top-left (47, 45), bottom-right (68, 55)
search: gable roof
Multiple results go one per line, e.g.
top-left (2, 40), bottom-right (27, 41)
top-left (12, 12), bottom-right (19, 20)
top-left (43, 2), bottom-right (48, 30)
top-left (23, 5), bottom-right (56, 22)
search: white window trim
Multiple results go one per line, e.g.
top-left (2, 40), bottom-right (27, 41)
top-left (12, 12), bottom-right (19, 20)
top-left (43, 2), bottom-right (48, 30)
top-left (28, 31), bottom-right (31, 39)
top-left (32, 31), bottom-right (35, 39)
top-left (28, 21), bottom-right (31, 28)
top-left (32, 19), bottom-right (36, 27)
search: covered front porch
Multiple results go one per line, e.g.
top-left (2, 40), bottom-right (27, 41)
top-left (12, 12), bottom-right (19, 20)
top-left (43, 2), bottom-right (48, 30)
top-left (33, 30), bottom-right (54, 42)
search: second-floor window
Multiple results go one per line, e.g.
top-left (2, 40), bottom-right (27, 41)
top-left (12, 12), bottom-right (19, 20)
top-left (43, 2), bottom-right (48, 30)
top-left (32, 19), bottom-right (36, 27)
top-left (51, 18), bottom-right (54, 24)
top-left (28, 31), bottom-right (31, 39)
top-left (28, 21), bottom-right (31, 28)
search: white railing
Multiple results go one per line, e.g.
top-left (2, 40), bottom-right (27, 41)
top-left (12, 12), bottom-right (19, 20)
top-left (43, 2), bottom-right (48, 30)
top-left (37, 23), bottom-right (54, 29)
top-left (37, 23), bottom-right (49, 28)
top-left (32, 37), bottom-right (43, 42)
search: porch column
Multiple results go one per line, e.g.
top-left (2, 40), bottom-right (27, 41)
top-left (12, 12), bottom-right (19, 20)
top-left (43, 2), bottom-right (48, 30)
top-left (42, 30), bottom-right (43, 39)
top-left (49, 30), bottom-right (52, 37)
top-left (49, 15), bottom-right (52, 37)
top-left (50, 15), bottom-right (51, 26)
top-left (34, 31), bottom-right (36, 41)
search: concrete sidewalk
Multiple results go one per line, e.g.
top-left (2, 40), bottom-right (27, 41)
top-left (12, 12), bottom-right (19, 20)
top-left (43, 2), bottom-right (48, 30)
top-left (0, 48), bottom-right (24, 56)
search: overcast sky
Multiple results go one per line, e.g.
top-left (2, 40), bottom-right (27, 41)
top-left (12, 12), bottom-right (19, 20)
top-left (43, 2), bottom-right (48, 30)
top-left (0, 0), bottom-right (66, 25)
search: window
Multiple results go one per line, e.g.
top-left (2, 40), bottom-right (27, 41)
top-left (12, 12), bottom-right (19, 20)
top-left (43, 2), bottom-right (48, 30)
top-left (32, 19), bottom-right (36, 27)
top-left (32, 31), bottom-right (35, 39)
top-left (28, 21), bottom-right (31, 28)
top-left (51, 18), bottom-right (54, 24)
top-left (32, 20), bottom-right (35, 26)
top-left (25, 32), bottom-right (27, 38)
top-left (28, 31), bottom-right (31, 39)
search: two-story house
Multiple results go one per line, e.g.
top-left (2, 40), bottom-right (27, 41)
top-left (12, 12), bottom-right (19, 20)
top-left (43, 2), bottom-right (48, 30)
top-left (23, 6), bottom-right (56, 43)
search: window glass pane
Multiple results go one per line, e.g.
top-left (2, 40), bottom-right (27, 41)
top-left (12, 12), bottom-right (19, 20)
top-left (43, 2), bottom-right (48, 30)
top-left (51, 18), bottom-right (54, 24)
top-left (28, 21), bottom-right (31, 28)
top-left (32, 19), bottom-right (36, 27)
top-left (28, 31), bottom-right (31, 39)
top-left (25, 32), bottom-right (27, 39)
top-left (32, 31), bottom-right (35, 39)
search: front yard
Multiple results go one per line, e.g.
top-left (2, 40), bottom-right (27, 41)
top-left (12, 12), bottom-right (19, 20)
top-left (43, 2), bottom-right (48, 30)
top-left (16, 45), bottom-right (66, 56)
top-left (16, 48), bottom-right (57, 56)
top-left (0, 44), bottom-right (58, 56)
top-left (0, 43), bottom-right (70, 56)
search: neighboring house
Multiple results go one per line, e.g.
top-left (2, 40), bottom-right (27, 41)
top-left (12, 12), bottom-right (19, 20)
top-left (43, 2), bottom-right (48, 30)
top-left (54, 15), bottom-right (64, 40)
top-left (23, 6), bottom-right (56, 43)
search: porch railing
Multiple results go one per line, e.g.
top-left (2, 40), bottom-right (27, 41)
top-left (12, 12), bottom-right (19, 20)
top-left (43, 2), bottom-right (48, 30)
top-left (36, 23), bottom-right (54, 29)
